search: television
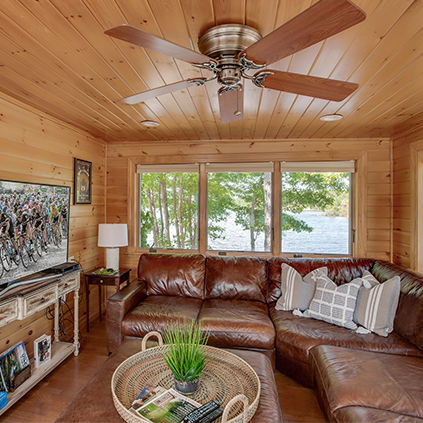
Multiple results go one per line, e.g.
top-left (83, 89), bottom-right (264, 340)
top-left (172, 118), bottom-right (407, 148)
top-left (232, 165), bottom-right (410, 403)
top-left (0, 179), bottom-right (71, 286)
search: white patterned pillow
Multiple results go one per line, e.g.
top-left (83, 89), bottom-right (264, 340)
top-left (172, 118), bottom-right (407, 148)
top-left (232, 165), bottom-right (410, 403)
top-left (275, 264), bottom-right (328, 311)
top-left (303, 272), bottom-right (363, 330)
top-left (354, 271), bottom-right (400, 337)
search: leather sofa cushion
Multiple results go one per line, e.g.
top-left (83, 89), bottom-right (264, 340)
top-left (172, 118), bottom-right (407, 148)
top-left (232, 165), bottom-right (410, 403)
top-left (310, 345), bottom-right (423, 421)
top-left (205, 256), bottom-right (267, 302)
top-left (372, 260), bottom-right (423, 351)
top-left (334, 407), bottom-right (423, 422)
top-left (121, 295), bottom-right (203, 338)
top-left (198, 299), bottom-right (275, 350)
top-left (269, 304), bottom-right (423, 366)
top-left (138, 253), bottom-right (206, 299)
top-left (267, 257), bottom-right (374, 303)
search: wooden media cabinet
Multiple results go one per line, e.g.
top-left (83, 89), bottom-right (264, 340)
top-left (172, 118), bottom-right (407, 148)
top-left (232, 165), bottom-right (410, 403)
top-left (0, 269), bottom-right (80, 414)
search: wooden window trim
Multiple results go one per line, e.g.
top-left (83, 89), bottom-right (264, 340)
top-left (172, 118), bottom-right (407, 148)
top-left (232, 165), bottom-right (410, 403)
top-left (410, 145), bottom-right (423, 272)
top-left (130, 159), bottom-right (365, 258)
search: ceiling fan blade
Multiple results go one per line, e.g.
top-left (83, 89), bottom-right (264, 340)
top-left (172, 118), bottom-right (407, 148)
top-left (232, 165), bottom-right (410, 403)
top-left (256, 70), bottom-right (358, 101)
top-left (219, 86), bottom-right (244, 124)
top-left (120, 78), bottom-right (208, 105)
top-left (105, 25), bottom-right (214, 65)
top-left (241, 0), bottom-right (366, 66)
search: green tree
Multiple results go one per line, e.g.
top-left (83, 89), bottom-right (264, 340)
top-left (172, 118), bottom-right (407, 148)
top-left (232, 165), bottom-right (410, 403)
top-left (228, 173), bottom-right (267, 251)
top-left (206, 173), bottom-right (237, 245)
top-left (140, 172), bottom-right (199, 249)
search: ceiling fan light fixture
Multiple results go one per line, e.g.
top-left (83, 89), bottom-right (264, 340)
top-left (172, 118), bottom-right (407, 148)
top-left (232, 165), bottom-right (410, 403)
top-left (320, 114), bottom-right (343, 122)
top-left (141, 120), bottom-right (160, 127)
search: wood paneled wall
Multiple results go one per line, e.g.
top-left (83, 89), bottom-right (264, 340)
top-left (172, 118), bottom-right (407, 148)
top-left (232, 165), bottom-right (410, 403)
top-left (393, 126), bottom-right (423, 271)
top-left (0, 92), bottom-right (106, 357)
top-left (106, 138), bottom-right (392, 271)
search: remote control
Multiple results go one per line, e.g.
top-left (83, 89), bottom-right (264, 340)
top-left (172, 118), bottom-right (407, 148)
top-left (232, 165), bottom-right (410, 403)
top-left (183, 400), bottom-right (221, 423)
top-left (197, 407), bottom-right (223, 423)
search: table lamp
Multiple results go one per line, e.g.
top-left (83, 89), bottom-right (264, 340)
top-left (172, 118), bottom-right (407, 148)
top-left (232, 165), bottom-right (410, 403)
top-left (98, 223), bottom-right (128, 271)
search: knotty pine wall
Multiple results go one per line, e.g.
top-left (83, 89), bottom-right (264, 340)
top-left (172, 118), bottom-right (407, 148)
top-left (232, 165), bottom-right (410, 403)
top-left (106, 138), bottom-right (392, 271)
top-left (392, 125), bottom-right (423, 271)
top-left (0, 92), bottom-right (106, 357)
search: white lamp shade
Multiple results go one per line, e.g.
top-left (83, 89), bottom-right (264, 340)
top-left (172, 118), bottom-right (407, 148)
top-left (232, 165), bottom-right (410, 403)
top-left (98, 224), bottom-right (128, 247)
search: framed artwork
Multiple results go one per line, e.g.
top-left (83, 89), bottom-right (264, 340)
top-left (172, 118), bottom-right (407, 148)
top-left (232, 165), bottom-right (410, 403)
top-left (74, 158), bottom-right (92, 204)
top-left (34, 334), bottom-right (51, 368)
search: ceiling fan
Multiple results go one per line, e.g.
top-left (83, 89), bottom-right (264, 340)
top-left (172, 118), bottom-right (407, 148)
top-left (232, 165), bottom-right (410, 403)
top-left (105, 0), bottom-right (366, 124)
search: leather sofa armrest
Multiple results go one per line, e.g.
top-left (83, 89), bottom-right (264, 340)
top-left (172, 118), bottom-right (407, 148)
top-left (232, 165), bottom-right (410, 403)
top-left (106, 279), bottom-right (148, 354)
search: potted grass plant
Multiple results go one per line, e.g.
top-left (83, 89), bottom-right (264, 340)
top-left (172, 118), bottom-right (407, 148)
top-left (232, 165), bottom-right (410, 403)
top-left (163, 320), bottom-right (209, 395)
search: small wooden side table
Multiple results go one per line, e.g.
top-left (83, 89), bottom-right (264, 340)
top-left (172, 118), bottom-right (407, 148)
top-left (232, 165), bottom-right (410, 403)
top-left (85, 268), bottom-right (131, 332)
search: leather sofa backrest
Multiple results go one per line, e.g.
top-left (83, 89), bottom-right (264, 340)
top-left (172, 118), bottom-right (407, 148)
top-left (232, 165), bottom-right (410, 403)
top-left (205, 256), bottom-right (268, 302)
top-left (138, 253), bottom-right (206, 299)
top-left (372, 260), bottom-right (423, 350)
top-left (267, 257), bottom-right (375, 303)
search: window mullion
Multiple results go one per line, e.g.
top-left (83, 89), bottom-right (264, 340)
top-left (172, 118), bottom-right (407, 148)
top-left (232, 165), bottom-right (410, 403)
top-left (273, 162), bottom-right (282, 256)
top-left (199, 163), bottom-right (207, 254)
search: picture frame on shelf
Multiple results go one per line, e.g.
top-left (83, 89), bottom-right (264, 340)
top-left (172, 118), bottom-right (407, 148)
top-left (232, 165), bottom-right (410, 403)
top-left (74, 158), bottom-right (92, 204)
top-left (34, 335), bottom-right (51, 368)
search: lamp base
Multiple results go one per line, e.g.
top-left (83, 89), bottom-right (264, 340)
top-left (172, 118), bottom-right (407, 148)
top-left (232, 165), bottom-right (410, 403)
top-left (105, 248), bottom-right (119, 271)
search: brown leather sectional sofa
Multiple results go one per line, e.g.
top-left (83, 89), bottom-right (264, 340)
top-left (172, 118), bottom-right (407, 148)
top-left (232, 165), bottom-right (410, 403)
top-left (106, 253), bottom-right (423, 422)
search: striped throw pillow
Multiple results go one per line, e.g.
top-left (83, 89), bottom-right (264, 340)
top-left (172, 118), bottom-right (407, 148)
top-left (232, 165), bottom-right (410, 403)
top-left (354, 271), bottom-right (400, 337)
top-left (303, 272), bottom-right (363, 330)
top-left (275, 264), bottom-right (327, 311)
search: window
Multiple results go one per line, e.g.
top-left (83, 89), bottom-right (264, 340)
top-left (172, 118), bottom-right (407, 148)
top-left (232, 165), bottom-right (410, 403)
top-left (206, 163), bottom-right (273, 252)
top-left (138, 165), bottom-right (199, 250)
top-left (280, 162), bottom-right (354, 255)
top-left (135, 161), bottom-right (354, 256)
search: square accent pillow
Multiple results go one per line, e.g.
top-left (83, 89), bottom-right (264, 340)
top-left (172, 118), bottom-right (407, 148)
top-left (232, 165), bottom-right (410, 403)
top-left (354, 271), bottom-right (401, 337)
top-left (275, 264), bottom-right (328, 311)
top-left (303, 272), bottom-right (363, 330)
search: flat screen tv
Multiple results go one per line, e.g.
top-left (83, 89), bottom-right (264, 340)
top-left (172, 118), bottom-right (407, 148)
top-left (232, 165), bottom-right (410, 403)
top-left (0, 179), bottom-right (71, 286)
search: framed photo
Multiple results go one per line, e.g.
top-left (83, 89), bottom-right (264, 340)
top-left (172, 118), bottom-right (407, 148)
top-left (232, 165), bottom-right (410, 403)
top-left (34, 334), bottom-right (51, 368)
top-left (74, 158), bottom-right (92, 204)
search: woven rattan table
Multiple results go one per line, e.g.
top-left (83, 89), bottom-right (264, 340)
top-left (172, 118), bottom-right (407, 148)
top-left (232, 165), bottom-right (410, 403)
top-left (111, 332), bottom-right (261, 423)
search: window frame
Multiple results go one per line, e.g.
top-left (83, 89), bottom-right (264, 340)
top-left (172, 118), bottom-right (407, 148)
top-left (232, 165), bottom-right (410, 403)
top-left (280, 171), bottom-right (353, 256)
top-left (136, 164), bottom-right (200, 252)
top-left (132, 160), bottom-right (358, 258)
top-left (205, 165), bottom-right (274, 253)
top-left (410, 147), bottom-right (423, 272)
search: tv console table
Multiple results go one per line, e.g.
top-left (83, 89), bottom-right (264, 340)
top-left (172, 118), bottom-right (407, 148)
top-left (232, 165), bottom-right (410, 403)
top-left (0, 269), bottom-right (80, 415)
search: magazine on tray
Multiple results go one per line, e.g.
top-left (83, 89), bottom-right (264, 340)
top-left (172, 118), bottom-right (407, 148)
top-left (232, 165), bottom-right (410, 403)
top-left (129, 384), bottom-right (167, 414)
top-left (134, 388), bottom-right (201, 423)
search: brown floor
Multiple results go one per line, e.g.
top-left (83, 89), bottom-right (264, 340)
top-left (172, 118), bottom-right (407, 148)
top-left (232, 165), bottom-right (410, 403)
top-left (2, 320), bottom-right (327, 423)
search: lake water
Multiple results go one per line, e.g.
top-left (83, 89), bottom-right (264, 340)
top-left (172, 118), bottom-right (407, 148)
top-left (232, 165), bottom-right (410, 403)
top-left (209, 210), bottom-right (350, 254)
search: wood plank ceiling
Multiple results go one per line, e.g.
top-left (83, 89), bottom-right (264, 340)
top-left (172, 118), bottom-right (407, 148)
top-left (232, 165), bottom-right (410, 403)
top-left (0, 0), bottom-right (422, 142)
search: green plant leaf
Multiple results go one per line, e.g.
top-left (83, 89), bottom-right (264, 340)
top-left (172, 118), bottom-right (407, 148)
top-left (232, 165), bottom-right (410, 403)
top-left (163, 320), bottom-right (210, 382)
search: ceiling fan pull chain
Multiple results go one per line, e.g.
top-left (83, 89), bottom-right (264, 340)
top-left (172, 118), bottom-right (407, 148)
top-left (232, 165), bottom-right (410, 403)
top-left (252, 72), bottom-right (275, 88)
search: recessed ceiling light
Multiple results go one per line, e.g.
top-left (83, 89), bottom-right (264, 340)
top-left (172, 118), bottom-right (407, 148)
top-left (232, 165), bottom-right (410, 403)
top-left (320, 114), bottom-right (343, 122)
top-left (141, 120), bottom-right (160, 127)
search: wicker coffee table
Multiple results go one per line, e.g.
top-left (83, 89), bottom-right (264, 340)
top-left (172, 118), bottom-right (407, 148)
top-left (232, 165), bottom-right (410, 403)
top-left (111, 332), bottom-right (261, 423)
